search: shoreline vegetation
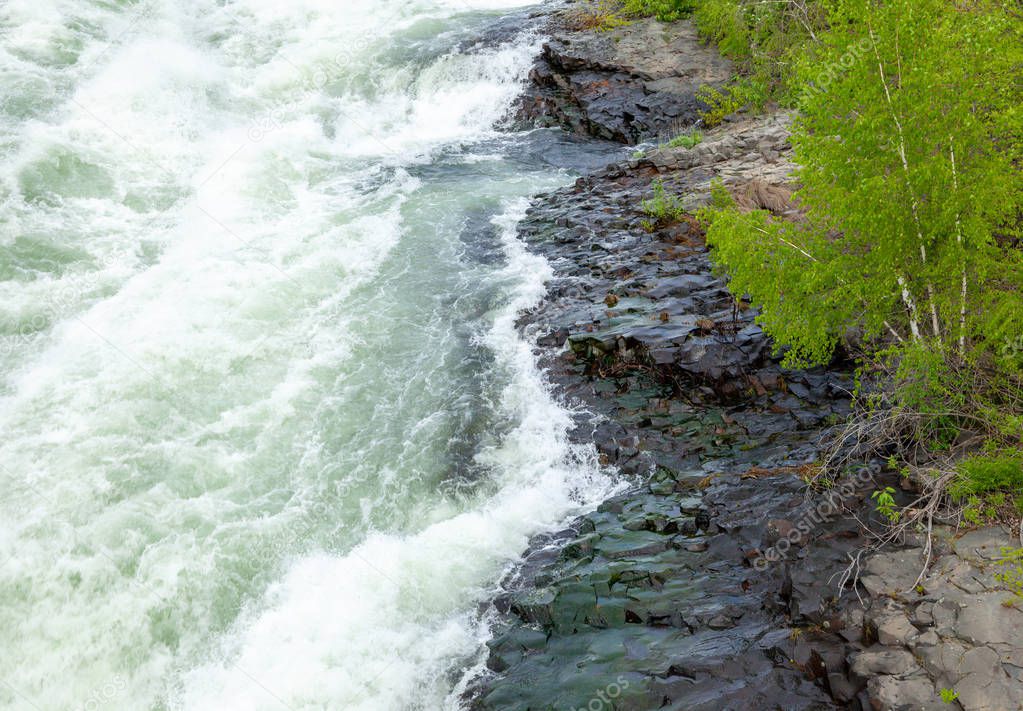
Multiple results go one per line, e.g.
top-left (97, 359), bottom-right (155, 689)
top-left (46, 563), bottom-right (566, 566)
top-left (574, 0), bottom-right (1023, 562)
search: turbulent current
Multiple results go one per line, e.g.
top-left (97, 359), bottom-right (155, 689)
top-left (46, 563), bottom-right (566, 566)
top-left (0, 1), bottom-right (622, 708)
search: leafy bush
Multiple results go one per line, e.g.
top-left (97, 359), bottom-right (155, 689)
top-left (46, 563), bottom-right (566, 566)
top-left (696, 79), bottom-right (767, 126)
top-left (622, 0), bottom-right (696, 21)
top-left (871, 487), bottom-right (900, 523)
top-left (567, 0), bottom-right (631, 31)
top-left (890, 344), bottom-right (968, 449)
top-left (693, 0), bottom-right (824, 105)
top-left (692, 0), bottom-right (752, 58)
top-left (704, 0), bottom-right (1023, 365)
top-left (664, 130), bottom-right (702, 149)
top-left (995, 547), bottom-right (1023, 601)
top-left (698, 184), bottom-right (842, 367)
top-left (570, 0), bottom-right (696, 27)
top-left (641, 180), bottom-right (686, 224)
top-left (699, 0), bottom-right (1023, 527)
top-left (951, 452), bottom-right (1023, 501)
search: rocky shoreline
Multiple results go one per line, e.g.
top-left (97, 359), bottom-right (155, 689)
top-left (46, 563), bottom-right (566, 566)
top-left (465, 8), bottom-right (1023, 711)
top-left (516, 15), bottom-right (731, 144)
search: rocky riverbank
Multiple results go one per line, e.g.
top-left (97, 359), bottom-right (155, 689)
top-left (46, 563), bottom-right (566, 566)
top-left (516, 14), bottom-right (731, 143)
top-left (465, 7), bottom-right (1023, 711)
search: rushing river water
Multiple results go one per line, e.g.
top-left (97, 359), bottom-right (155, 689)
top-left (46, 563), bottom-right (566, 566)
top-left (0, 1), bottom-right (624, 708)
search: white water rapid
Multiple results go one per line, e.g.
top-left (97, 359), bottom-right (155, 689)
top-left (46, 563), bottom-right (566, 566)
top-left (0, 1), bottom-right (620, 709)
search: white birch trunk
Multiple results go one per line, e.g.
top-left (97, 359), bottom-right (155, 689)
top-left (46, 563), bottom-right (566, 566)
top-left (950, 136), bottom-right (967, 355)
top-left (870, 27), bottom-right (942, 342)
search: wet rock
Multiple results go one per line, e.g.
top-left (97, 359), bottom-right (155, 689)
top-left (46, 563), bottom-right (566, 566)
top-left (518, 18), bottom-right (733, 144)
top-left (537, 326), bottom-right (569, 347)
top-left (765, 518), bottom-right (799, 546)
top-left (707, 615), bottom-right (735, 630)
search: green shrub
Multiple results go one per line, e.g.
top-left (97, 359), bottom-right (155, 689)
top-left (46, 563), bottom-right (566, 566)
top-left (664, 130), bottom-right (702, 149)
top-left (871, 487), bottom-right (900, 523)
top-left (568, 0), bottom-right (631, 32)
top-left (696, 79), bottom-right (766, 126)
top-left (641, 180), bottom-right (686, 224)
top-left (693, 0), bottom-right (824, 105)
top-left (995, 547), bottom-right (1023, 601)
top-left (703, 1), bottom-right (1023, 367)
top-left (692, 0), bottom-right (752, 58)
top-left (951, 452), bottom-right (1023, 501)
top-left (890, 344), bottom-right (968, 449)
top-left (699, 183), bottom-right (843, 367)
top-left (622, 0), bottom-right (696, 21)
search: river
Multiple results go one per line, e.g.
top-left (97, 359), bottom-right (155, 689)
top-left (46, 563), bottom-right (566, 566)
top-left (0, 1), bottom-right (622, 708)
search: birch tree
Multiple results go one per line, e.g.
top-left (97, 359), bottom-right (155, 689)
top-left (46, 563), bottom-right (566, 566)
top-left (703, 0), bottom-right (1023, 367)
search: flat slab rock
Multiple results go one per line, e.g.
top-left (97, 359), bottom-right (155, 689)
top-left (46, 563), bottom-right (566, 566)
top-left (850, 526), bottom-right (1023, 711)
